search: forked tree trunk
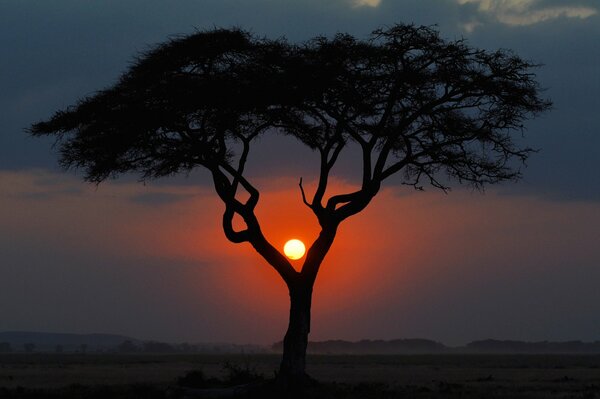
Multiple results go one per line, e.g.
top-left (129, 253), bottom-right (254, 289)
top-left (278, 285), bottom-right (313, 387)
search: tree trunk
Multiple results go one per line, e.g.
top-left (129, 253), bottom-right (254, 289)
top-left (278, 285), bottom-right (313, 387)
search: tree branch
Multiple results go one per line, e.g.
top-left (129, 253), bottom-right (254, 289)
top-left (222, 206), bottom-right (250, 243)
top-left (300, 224), bottom-right (338, 284)
top-left (211, 165), bottom-right (299, 286)
top-left (249, 230), bottom-right (300, 287)
top-left (231, 135), bottom-right (251, 197)
top-left (298, 177), bottom-right (312, 209)
top-left (312, 139), bottom-right (344, 211)
top-left (220, 162), bottom-right (260, 210)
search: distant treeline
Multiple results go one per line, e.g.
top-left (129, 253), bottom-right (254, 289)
top-left (110, 340), bottom-right (267, 354)
top-left (0, 339), bottom-right (265, 354)
top-left (272, 339), bottom-right (600, 355)
top-left (464, 339), bottom-right (600, 354)
top-left (0, 332), bottom-right (265, 354)
top-left (3, 332), bottom-right (600, 354)
top-left (271, 339), bottom-right (447, 355)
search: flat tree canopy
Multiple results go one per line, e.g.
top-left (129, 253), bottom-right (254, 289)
top-left (31, 25), bottom-right (551, 384)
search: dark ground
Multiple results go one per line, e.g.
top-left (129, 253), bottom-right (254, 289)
top-left (1, 353), bottom-right (600, 398)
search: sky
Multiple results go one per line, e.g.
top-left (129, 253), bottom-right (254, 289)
top-left (1, 0), bottom-right (599, 346)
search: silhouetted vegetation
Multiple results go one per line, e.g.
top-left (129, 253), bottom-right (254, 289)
top-left (276, 338), bottom-right (600, 355)
top-left (117, 340), bottom-right (139, 353)
top-left (23, 344), bottom-right (35, 353)
top-left (5, 331), bottom-right (600, 356)
top-left (1, 353), bottom-right (600, 398)
top-left (176, 369), bottom-right (212, 389)
top-left (30, 24), bottom-right (551, 385)
top-left (0, 342), bottom-right (12, 353)
top-left (465, 339), bottom-right (600, 354)
top-left (175, 361), bottom-right (264, 391)
top-left (0, 383), bottom-right (165, 399)
top-left (274, 338), bottom-right (448, 354)
top-left (142, 341), bottom-right (175, 353)
top-left (0, 332), bottom-right (138, 353)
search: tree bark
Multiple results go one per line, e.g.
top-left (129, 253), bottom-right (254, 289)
top-left (278, 285), bottom-right (313, 387)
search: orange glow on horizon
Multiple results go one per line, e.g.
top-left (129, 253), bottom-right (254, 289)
top-left (5, 171), bottom-right (600, 342)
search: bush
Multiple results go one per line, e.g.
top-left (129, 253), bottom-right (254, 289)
top-left (176, 370), bottom-right (212, 389)
top-left (222, 361), bottom-right (264, 385)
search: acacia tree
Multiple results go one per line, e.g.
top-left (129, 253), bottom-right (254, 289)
top-left (31, 25), bottom-right (550, 384)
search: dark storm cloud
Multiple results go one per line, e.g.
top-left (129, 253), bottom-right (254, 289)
top-left (1, 0), bottom-right (598, 200)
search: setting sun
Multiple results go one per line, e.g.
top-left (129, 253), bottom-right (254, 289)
top-left (283, 239), bottom-right (306, 260)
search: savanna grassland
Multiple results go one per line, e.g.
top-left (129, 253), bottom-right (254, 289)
top-left (1, 353), bottom-right (600, 398)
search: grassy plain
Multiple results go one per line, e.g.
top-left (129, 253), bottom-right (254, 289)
top-left (1, 353), bottom-right (600, 398)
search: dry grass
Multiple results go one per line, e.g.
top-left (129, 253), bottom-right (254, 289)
top-left (1, 353), bottom-right (599, 398)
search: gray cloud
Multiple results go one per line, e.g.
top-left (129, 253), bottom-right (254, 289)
top-left (456, 0), bottom-right (598, 31)
top-left (352, 0), bottom-right (382, 7)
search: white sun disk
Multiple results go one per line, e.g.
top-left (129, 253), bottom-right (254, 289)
top-left (283, 239), bottom-right (306, 260)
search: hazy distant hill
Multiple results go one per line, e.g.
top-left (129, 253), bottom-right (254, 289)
top-left (273, 339), bottom-right (448, 354)
top-left (0, 331), bottom-right (268, 354)
top-left (0, 331), bottom-right (137, 352)
top-left (463, 339), bottom-right (600, 354)
top-left (273, 339), bottom-right (600, 355)
top-left (3, 332), bottom-right (600, 354)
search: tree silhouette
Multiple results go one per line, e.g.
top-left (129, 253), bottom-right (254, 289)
top-left (30, 25), bottom-right (551, 385)
top-left (23, 343), bottom-right (36, 353)
top-left (0, 342), bottom-right (12, 353)
top-left (117, 340), bottom-right (139, 353)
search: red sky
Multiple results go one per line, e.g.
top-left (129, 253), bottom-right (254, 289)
top-left (1, 0), bottom-right (599, 347)
top-left (2, 169), bottom-right (599, 345)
